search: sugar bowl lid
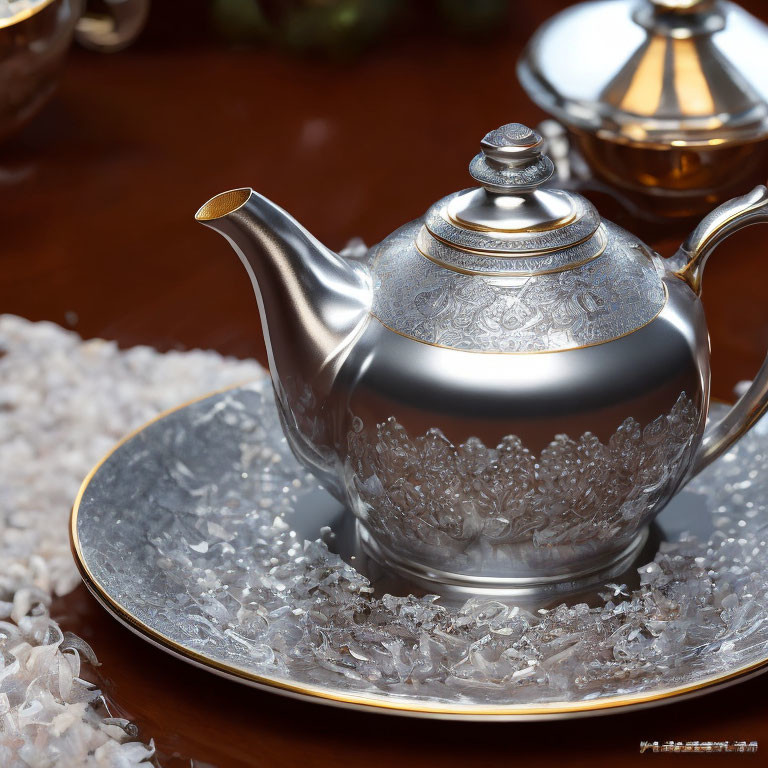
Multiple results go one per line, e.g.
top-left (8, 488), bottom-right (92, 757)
top-left (517, 0), bottom-right (768, 148)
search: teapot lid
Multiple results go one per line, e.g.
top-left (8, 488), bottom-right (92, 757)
top-left (418, 123), bottom-right (605, 274)
top-left (517, 0), bottom-right (768, 148)
top-left (369, 122), bottom-right (667, 354)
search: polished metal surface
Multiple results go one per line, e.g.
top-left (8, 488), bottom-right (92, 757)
top-left (71, 385), bottom-right (768, 719)
top-left (675, 185), bottom-right (768, 294)
top-left (423, 191), bottom-right (600, 256)
top-left (517, 0), bottom-right (768, 209)
top-left (466, 123), bottom-right (555, 193)
top-left (429, 124), bottom-right (590, 253)
top-left (195, 186), bottom-right (372, 501)
top-left (195, 123), bottom-right (768, 590)
top-left (339, 283), bottom-right (704, 585)
top-left (518, 0), bottom-right (768, 148)
top-left (672, 185), bottom-right (768, 472)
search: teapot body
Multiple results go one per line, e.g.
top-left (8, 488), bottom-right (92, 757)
top-left (276, 226), bottom-right (709, 589)
top-left (198, 123), bottom-right (768, 594)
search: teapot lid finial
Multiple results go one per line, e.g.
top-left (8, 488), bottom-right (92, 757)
top-left (419, 121), bottom-right (603, 265)
top-left (469, 123), bottom-right (555, 193)
top-left (432, 121), bottom-right (592, 248)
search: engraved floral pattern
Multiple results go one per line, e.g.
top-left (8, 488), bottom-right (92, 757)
top-left (468, 153), bottom-right (553, 189)
top-left (372, 222), bottom-right (666, 353)
top-left (347, 393), bottom-right (698, 558)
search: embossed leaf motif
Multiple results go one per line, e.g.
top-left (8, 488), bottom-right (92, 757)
top-left (575, 290), bottom-right (607, 316)
top-left (469, 436), bottom-right (540, 540)
top-left (453, 280), bottom-right (497, 307)
top-left (609, 418), bottom-right (644, 480)
top-left (498, 301), bottom-right (540, 333)
top-left (484, 123), bottom-right (533, 146)
top-left (348, 393), bottom-right (698, 557)
top-left (414, 288), bottom-right (449, 319)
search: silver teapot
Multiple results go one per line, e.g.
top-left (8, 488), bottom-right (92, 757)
top-left (196, 123), bottom-right (768, 593)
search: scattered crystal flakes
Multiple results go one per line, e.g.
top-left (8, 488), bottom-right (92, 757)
top-left (0, 605), bottom-right (154, 768)
top-left (0, 314), bottom-right (264, 599)
top-left (0, 315), bottom-right (265, 762)
top-left (77, 378), bottom-right (768, 708)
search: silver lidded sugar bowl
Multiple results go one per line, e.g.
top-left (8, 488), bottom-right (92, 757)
top-left (518, 0), bottom-right (768, 218)
top-left (0, 0), bottom-right (148, 144)
top-left (196, 123), bottom-right (768, 594)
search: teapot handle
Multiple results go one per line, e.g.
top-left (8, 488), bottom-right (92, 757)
top-left (674, 185), bottom-right (768, 476)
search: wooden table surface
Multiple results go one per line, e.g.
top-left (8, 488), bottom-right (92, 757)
top-left (2, 2), bottom-right (768, 765)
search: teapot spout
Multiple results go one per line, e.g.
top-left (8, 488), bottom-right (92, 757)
top-left (196, 188), bottom-right (371, 495)
top-left (195, 188), bottom-right (371, 373)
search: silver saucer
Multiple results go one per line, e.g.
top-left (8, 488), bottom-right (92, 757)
top-left (71, 382), bottom-right (768, 720)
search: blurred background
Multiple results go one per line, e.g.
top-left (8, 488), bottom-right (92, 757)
top-left (1, 0), bottom-right (767, 399)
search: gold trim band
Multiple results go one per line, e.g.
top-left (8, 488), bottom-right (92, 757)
top-left (425, 221), bottom-right (601, 257)
top-left (447, 208), bottom-right (578, 234)
top-left (415, 234), bottom-right (607, 277)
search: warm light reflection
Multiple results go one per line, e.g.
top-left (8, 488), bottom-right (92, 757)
top-left (673, 38), bottom-right (716, 116)
top-left (619, 36), bottom-right (667, 116)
